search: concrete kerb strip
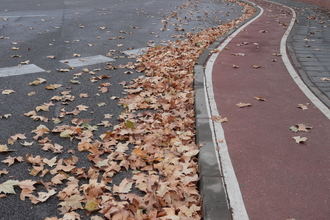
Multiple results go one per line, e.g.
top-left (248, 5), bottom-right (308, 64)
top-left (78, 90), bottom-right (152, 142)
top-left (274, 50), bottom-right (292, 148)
top-left (194, 1), bottom-right (262, 219)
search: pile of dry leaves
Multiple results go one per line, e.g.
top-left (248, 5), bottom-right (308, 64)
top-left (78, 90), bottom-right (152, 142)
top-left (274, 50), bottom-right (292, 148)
top-left (0, 1), bottom-right (254, 219)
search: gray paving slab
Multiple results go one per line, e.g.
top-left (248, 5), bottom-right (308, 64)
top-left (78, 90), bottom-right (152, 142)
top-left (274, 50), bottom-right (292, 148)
top-left (270, 0), bottom-right (330, 108)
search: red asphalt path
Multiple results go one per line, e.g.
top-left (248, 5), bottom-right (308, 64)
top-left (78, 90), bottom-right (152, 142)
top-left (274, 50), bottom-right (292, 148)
top-left (212, 0), bottom-right (330, 219)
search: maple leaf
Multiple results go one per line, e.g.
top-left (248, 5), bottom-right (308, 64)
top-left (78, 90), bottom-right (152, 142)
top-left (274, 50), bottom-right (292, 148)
top-left (254, 96), bottom-right (266, 101)
top-left (79, 93), bottom-right (89, 98)
top-left (293, 136), bottom-right (308, 144)
top-left (18, 180), bottom-right (36, 200)
top-left (211, 115), bottom-right (228, 123)
top-left (2, 156), bottom-right (23, 166)
top-left (0, 144), bottom-right (14, 153)
top-left (32, 125), bottom-right (50, 140)
top-left (36, 102), bottom-right (54, 112)
top-left (76, 105), bottom-right (88, 111)
top-left (236, 102), bottom-right (252, 108)
top-left (20, 141), bottom-right (34, 147)
top-left (43, 157), bottom-right (57, 167)
top-left (30, 189), bottom-right (56, 204)
top-left (45, 84), bottom-right (62, 90)
top-left (58, 194), bottom-right (84, 213)
top-left (289, 124), bottom-right (312, 132)
top-left (0, 180), bottom-right (19, 194)
top-left (84, 200), bottom-right (100, 212)
top-left (57, 69), bottom-right (70, 72)
top-left (2, 89), bottom-right (15, 95)
top-left (320, 77), bottom-right (330, 81)
top-left (8, 133), bottom-right (26, 145)
top-left (62, 212), bottom-right (80, 220)
top-left (297, 104), bottom-right (308, 110)
top-left (113, 178), bottom-right (133, 193)
top-left (29, 78), bottom-right (47, 86)
top-left (0, 169), bottom-right (8, 176)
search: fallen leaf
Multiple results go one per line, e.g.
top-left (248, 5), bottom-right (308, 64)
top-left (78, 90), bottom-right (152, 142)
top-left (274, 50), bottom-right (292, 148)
top-left (0, 180), bottom-right (19, 194)
top-left (2, 89), bottom-right (15, 95)
top-left (289, 123), bottom-right (312, 132)
top-left (2, 156), bottom-right (24, 166)
top-left (84, 200), bottom-right (99, 212)
top-left (113, 178), bottom-right (133, 193)
top-left (297, 104), bottom-right (308, 110)
top-left (29, 78), bottom-right (47, 86)
top-left (30, 189), bottom-right (56, 204)
top-left (18, 180), bottom-right (36, 200)
top-left (0, 144), bottom-right (14, 153)
top-left (211, 115), bottom-right (228, 123)
top-left (236, 102), bottom-right (252, 108)
top-left (320, 77), bottom-right (330, 81)
top-left (252, 64), bottom-right (261, 69)
top-left (292, 136), bottom-right (308, 144)
top-left (97, 102), bottom-right (106, 107)
top-left (254, 96), bottom-right (266, 101)
top-left (0, 169), bottom-right (8, 176)
top-left (8, 133), bottom-right (26, 145)
top-left (45, 84), bottom-right (62, 90)
top-left (20, 141), bottom-right (34, 147)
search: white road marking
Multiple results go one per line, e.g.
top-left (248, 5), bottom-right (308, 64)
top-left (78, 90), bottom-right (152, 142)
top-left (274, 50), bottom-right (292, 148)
top-left (0, 64), bottom-right (45, 77)
top-left (60, 55), bottom-right (114, 68)
top-left (273, 1), bottom-right (330, 119)
top-left (122, 47), bottom-right (148, 57)
top-left (0, 15), bottom-right (47, 18)
top-left (204, 2), bottom-right (264, 220)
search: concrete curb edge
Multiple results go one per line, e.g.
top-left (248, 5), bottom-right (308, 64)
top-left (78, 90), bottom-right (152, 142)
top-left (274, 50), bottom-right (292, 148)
top-left (194, 2), bottom-right (261, 219)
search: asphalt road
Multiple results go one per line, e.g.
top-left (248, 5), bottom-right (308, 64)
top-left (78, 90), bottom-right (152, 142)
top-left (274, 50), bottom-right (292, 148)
top-left (0, 0), bottom-right (242, 219)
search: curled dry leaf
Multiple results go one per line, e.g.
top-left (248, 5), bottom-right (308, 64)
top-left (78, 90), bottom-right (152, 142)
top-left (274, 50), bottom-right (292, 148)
top-left (2, 89), bottom-right (15, 95)
top-left (45, 84), bottom-right (62, 90)
top-left (289, 123), bottom-right (312, 132)
top-left (29, 78), bottom-right (47, 86)
top-left (292, 136), bottom-right (308, 144)
top-left (236, 102), bottom-right (252, 108)
top-left (254, 96), bottom-right (266, 101)
top-left (297, 103), bottom-right (308, 110)
top-left (0, 180), bottom-right (20, 194)
top-left (211, 115), bottom-right (228, 123)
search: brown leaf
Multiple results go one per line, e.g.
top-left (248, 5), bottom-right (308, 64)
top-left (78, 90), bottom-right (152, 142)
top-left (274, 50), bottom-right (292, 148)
top-left (113, 178), bottom-right (133, 193)
top-left (236, 102), bottom-right (252, 108)
top-left (297, 104), bottom-right (308, 110)
top-left (2, 89), bottom-right (15, 95)
top-left (45, 84), bottom-right (62, 90)
top-left (292, 136), bottom-right (308, 144)
top-left (29, 78), bottom-right (47, 86)
top-left (254, 96), bottom-right (266, 101)
top-left (211, 115), bottom-right (228, 123)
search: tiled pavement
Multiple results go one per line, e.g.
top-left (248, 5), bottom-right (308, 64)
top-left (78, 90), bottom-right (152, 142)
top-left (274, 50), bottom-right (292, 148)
top-left (271, 0), bottom-right (330, 107)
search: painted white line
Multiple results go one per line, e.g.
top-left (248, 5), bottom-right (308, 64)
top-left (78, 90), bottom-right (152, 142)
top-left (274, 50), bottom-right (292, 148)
top-left (0, 15), bottom-right (47, 18)
top-left (122, 47), bottom-right (148, 57)
top-left (273, 1), bottom-right (330, 119)
top-left (60, 55), bottom-right (114, 68)
top-left (204, 3), bottom-right (264, 219)
top-left (0, 64), bottom-right (45, 77)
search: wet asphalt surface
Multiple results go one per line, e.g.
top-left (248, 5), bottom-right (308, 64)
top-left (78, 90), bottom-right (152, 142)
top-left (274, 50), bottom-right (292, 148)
top-left (0, 0), bottom-right (242, 219)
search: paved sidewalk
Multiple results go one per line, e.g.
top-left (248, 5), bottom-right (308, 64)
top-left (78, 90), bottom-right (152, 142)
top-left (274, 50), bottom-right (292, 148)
top-left (273, 0), bottom-right (330, 107)
top-left (210, 0), bottom-right (330, 219)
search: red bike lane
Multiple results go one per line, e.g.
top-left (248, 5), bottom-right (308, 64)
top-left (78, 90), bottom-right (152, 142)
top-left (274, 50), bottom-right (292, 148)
top-left (212, 0), bottom-right (330, 219)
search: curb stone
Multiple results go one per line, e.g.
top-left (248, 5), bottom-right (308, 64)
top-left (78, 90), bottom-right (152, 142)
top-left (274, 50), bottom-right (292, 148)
top-left (194, 1), bottom-right (261, 219)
